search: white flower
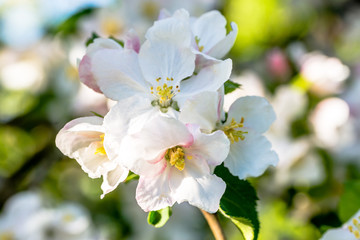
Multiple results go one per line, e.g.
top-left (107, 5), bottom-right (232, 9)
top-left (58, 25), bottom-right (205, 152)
top-left (320, 209), bottom-right (360, 240)
top-left (55, 116), bottom-right (129, 198)
top-left (79, 10), bottom-right (232, 114)
top-left (0, 192), bottom-right (52, 240)
top-left (117, 115), bottom-right (229, 213)
top-left (155, 9), bottom-right (238, 60)
top-left (180, 91), bottom-right (278, 179)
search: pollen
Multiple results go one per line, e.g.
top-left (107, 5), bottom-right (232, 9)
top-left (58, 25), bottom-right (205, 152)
top-left (222, 118), bottom-right (247, 144)
top-left (348, 216), bottom-right (360, 239)
top-left (165, 146), bottom-right (185, 171)
top-left (94, 134), bottom-right (106, 155)
top-left (151, 80), bottom-right (178, 107)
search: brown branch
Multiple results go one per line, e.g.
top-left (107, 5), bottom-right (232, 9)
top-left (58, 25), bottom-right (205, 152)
top-left (200, 209), bottom-right (226, 240)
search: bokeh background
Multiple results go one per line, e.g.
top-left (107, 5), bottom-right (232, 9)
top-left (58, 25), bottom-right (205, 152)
top-left (1, 0), bottom-right (360, 239)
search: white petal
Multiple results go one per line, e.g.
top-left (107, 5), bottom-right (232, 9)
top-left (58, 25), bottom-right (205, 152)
top-left (187, 125), bottom-right (230, 166)
top-left (101, 164), bottom-right (129, 199)
top-left (122, 116), bottom-right (193, 163)
top-left (192, 10), bottom-right (227, 53)
top-left (208, 22), bottom-right (238, 59)
top-left (320, 229), bottom-right (355, 240)
top-left (139, 40), bottom-right (195, 87)
top-left (178, 59), bottom-right (232, 104)
top-left (146, 9), bottom-right (191, 46)
top-left (103, 96), bottom-right (156, 163)
top-left (136, 168), bottom-right (175, 212)
top-left (227, 96), bottom-right (276, 134)
top-left (91, 48), bottom-right (149, 101)
top-left (86, 38), bottom-right (123, 55)
top-left (179, 91), bottom-right (219, 131)
top-left (225, 130), bottom-right (278, 179)
top-left (170, 158), bottom-right (225, 213)
top-left (55, 117), bottom-right (113, 178)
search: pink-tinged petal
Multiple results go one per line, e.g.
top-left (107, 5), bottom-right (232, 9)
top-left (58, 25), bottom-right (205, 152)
top-left (124, 29), bottom-right (140, 53)
top-left (186, 125), bottom-right (230, 166)
top-left (139, 40), bottom-right (195, 87)
top-left (208, 22), bottom-right (238, 59)
top-left (91, 48), bottom-right (150, 101)
top-left (226, 96), bottom-right (276, 134)
top-left (170, 158), bottom-right (225, 213)
top-left (79, 55), bottom-right (102, 93)
top-left (225, 129), bottom-right (278, 179)
top-left (55, 117), bottom-right (114, 178)
top-left (177, 59), bottom-right (232, 105)
top-left (136, 168), bottom-right (175, 212)
top-left (101, 164), bottom-right (129, 199)
top-left (179, 91), bottom-right (219, 131)
top-left (192, 10), bottom-right (227, 53)
top-left (79, 38), bottom-right (123, 93)
top-left (146, 9), bottom-right (191, 47)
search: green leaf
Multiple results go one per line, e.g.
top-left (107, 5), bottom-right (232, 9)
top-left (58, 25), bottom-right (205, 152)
top-left (339, 180), bottom-right (360, 222)
top-left (224, 80), bottom-right (241, 94)
top-left (215, 165), bottom-right (259, 240)
top-left (147, 207), bottom-right (172, 228)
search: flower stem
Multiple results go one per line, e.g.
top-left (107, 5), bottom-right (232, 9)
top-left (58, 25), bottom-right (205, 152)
top-left (200, 209), bottom-right (226, 240)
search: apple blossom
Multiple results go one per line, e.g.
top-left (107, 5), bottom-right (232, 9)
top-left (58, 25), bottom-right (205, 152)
top-left (55, 116), bottom-right (128, 198)
top-left (117, 115), bottom-right (229, 213)
top-left (180, 91), bottom-right (278, 179)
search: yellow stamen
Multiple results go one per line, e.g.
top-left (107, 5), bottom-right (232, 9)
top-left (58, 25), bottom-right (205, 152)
top-left (222, 118), bottom-right (247, 144)
top-left (187, 155), bottom-right (193, 160)
top-left (94, 134), bottom-right (106, 155)
top-left (348, 216), bottom-right (360, 239)
top-left (165, 146), bottom-right (185, 171)
top-left (151, 82), bottom-right (176, 107)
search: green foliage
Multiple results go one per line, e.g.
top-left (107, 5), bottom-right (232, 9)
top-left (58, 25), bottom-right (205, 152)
top-left (125, 172), bottom-right (139, 183)
top-left (224, 80), bottom-right (241, 95)
top-left (147, 207), bottom-right (172, 228)
top-left (215, 165), bottom-right (259, 240)
top-left (53, 8), bottom-right (95, 35)
top-left (339, 180), bottom-right (360, 223)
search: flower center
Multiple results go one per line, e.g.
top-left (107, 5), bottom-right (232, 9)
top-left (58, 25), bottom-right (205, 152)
top-left (0, 231), bottom-right (14, 240)
top-left (195, 36), bottom-right (204, 52)
top-left (222, 118), bottom-right (248, 144)
top-left (150, 77), bottom-right (180, 109)
top-left (94, 134), bottom-right (106, 155)
top-left (348, 216), bottom-right (360, 239)
top-left (165, 146), bottom-right (185, 171)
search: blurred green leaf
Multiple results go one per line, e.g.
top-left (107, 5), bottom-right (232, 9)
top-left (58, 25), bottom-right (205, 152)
top-left (54, 8), bottom-right (95, 35)
top-left (0, 90), bottom-right (37, 122)
top-left (339, 180), bottom-right (360, 223)
top-left (215, 165), bottom-right (259, 240)
top-left (0, 126), bottom-right (37, 177)
top-left (147, 207), bottom-right (172, 228)
top-left (224, 80), bottom-right (241, 94)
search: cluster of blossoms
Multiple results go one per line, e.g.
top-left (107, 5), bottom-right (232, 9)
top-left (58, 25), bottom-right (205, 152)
top-left (56, 9), bottom-right (278, 213)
